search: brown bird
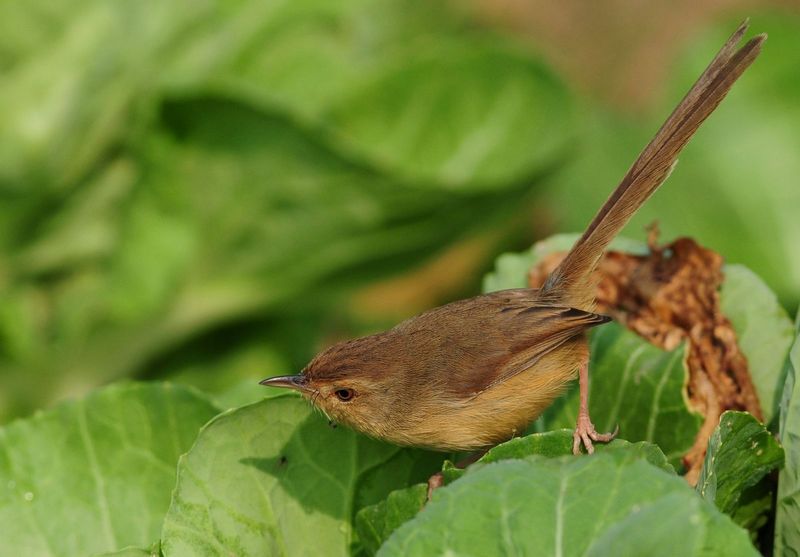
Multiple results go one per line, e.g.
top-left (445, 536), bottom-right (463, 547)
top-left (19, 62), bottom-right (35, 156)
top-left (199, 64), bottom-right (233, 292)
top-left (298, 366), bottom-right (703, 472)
top-left (261, 21), bottom-right (765, 456)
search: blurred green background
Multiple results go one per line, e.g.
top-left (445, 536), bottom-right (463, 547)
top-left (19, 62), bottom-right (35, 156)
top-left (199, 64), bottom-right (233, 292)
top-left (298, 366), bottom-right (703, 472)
top-left (1, 0), bottom-right (798, 422)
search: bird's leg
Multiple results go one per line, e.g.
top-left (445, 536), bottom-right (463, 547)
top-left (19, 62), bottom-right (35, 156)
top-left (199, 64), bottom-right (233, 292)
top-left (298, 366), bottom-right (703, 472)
top-left (573, 358), bottom-right (618, 454)
top-left (426, 473), bottom-right (444, 500)
top-left (426, 450), bottom-right (486, 501)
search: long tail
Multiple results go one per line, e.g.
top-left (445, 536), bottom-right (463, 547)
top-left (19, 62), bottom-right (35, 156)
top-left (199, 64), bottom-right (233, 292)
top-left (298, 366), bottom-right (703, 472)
top-left (540, 20), bottom-right (765, 309)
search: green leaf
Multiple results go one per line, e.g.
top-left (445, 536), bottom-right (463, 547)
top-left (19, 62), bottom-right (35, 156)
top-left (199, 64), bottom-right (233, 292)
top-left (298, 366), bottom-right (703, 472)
top-left (356, 430), bottom-right (673, 554)
top-left (160, 395), bottom-right (443, 556)
top-left (442, 430), bottom-right (675, 485)
top-left (720, 265), bottom-right (794, 423)
top-left (162, 0), bottom-right (573, 190)
top-left (355, 484), bottom-right (427, 556)
top-left (480, 429), bottom-right (674, 473)
top-left (482, 427), bottom-right (576, 457)
top-left (326, 39), bottom-right (572, 189)
top-left (0, 1), bottom-right (201, 192)
top-left (0, 383), bottom-right (219, 557)
top-left (164, 0), bottom-right (461, 120)
top-left (696, 411), bottom-right (783, 531)
top-left (379, 452), bottom-right (757, 556)
top-left (775, 313), bottom-right (800, 556)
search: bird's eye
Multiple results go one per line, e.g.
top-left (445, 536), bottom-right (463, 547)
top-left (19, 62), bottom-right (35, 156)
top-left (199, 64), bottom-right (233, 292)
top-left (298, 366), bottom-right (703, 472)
top-left (334, 388), bottom-right (355, 402)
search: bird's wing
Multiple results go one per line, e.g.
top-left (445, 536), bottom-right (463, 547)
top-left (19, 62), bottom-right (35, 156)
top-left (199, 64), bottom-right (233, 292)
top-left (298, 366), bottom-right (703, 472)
top-left (394, 289), bottom-right (610, 397)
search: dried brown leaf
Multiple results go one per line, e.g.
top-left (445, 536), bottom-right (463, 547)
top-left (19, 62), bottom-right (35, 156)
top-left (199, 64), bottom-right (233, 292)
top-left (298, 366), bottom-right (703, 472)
top-left (527, 229), bottom-right (761, 483)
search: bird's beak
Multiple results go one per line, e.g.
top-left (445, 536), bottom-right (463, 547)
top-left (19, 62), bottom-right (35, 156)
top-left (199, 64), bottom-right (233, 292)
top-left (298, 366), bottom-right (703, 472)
top-left (259, 374), bottom-right (309, 392)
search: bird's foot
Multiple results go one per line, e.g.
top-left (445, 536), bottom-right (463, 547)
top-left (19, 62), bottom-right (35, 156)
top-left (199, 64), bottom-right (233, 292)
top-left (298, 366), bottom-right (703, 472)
top-left (572, 412), bottom-right (618, 455)
top-left (426, 472), bottom-right (444, 501)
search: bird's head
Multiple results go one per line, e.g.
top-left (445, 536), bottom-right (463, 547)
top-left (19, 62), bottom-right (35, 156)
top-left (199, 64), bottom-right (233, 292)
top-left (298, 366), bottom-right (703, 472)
top-left (260, 333), bottom-right (412, 439)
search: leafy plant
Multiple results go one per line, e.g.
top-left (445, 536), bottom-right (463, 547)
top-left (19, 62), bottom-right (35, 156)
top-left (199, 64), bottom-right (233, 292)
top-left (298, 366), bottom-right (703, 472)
top-left (160, 395), bottom-right (443, 556)
top-left (0, 384), bottom-right (219, 556)
top-left (381, 454), bottom-right (755, 557)
top-left (775, 315), bottom-right (800, 555)
top-left (696, 411), bottom-right (784, 531)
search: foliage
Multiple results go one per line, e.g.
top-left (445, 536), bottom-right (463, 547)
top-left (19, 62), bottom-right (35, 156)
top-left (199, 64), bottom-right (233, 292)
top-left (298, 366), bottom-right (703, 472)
top-left (381, 454), bottom-right (757, 557)
top-left (355, 431), bottom-right (674, 553)
top-left (696, 411), bottom-right (784, 532)
top-left (160, 395), bottom-right (443, 556)
top-left (775, 315), bottom-right (800, 556)
top-left (0, 384), bottom-right (218, 557)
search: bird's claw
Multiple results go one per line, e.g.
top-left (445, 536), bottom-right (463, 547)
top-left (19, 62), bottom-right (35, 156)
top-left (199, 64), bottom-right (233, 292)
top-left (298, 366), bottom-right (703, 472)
top-left (426, 472), bottom-right (444, 501)
top-left (572, 414), bottom-right (618, 455)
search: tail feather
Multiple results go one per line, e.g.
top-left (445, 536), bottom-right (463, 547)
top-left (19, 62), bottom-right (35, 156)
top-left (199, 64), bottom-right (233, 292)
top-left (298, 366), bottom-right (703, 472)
top-left (541, 21), bottom-right (765, 308)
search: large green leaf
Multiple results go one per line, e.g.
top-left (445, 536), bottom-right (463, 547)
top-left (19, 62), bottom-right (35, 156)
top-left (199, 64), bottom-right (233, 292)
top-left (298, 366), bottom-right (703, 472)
top-left (325, 39), bottom-right (572, 189)
top-left (355, 484), bottom-right (428, 556)
top-left (159, 395), bottom-right (443, 556)
top-left (356, 431), bottom-right (672, 554)
top-left (379, 452), bottom-right (757, 556)
top-left (775, 313), bottom-right (800, 556)
top-left (721, 265), bottom-right (795, 422)
top-left (0, 383), bottom-right (219, 557)
top-left (0, 0), bottom-right (509, 195)
top-left (0, 1), bottom-right (202, 193)
top-left (696, 411), bottom-right (783, 531)
top-left (476, 429), bottom-right (673, 473)
top-left (162, 0), bottom-right (461, 120)
top-left (161, 0), bottom-right (573, 189)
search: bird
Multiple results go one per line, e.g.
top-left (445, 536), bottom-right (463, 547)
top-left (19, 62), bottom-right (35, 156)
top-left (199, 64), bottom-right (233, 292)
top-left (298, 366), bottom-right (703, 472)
top-left (261, 21), bottom-right (765, 457)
